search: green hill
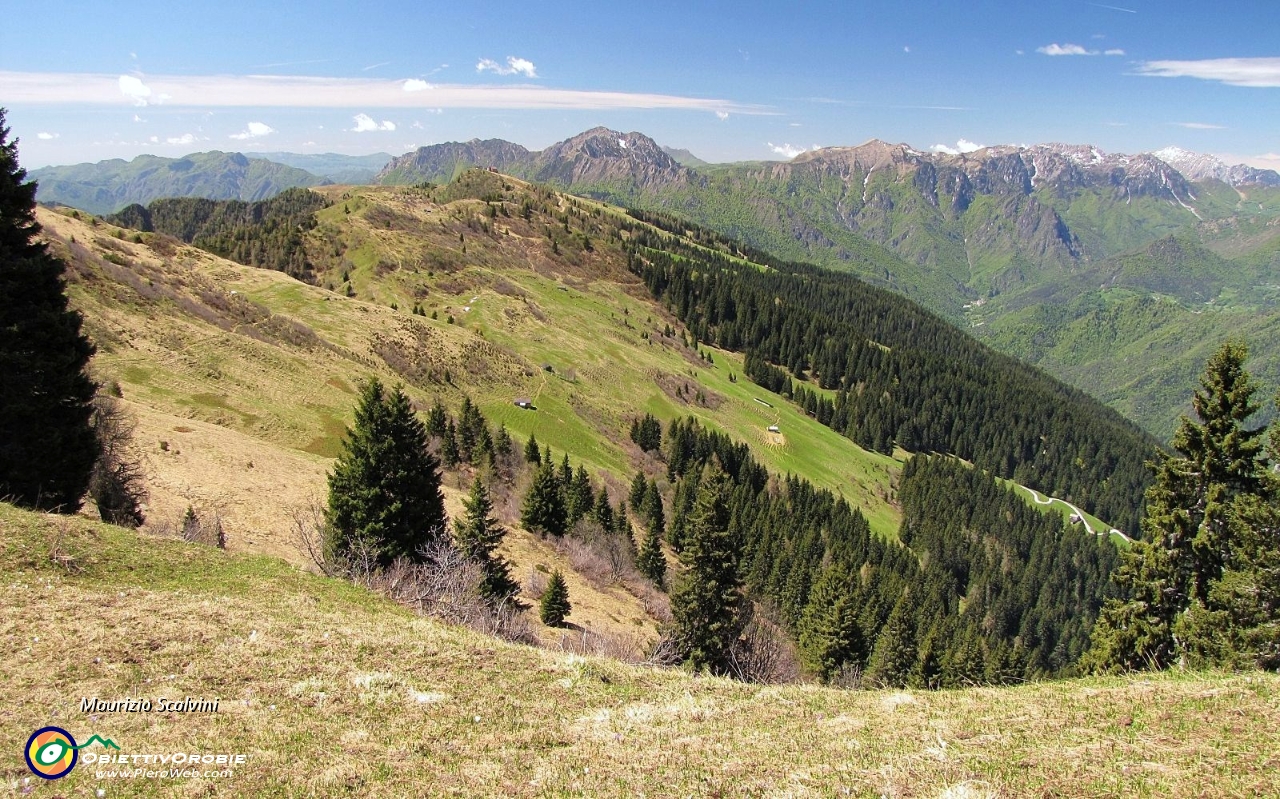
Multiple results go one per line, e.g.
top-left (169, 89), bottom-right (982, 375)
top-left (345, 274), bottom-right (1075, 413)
top-left (30, 151), bottom-right (329, 215)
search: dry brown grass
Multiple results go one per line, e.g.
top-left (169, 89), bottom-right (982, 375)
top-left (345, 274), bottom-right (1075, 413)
top-left (3, 505), bottom-right (1279, 798)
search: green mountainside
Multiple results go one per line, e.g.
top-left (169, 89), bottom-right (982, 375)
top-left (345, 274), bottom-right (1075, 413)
top-left (30, 151), bottom-right (330, 215)
top-left (377, 130), bottom-right (1280, 441)
top-left (66, 170), bottom-right (1159, 684)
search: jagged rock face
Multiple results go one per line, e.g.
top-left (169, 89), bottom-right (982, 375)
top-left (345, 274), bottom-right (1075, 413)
top-left (1151, 146), bottom-right (1280, 187)
top-left (532, 127), bottom-right (690, 188)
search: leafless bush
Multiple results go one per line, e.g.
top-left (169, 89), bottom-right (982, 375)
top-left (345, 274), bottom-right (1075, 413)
top-left (525, 566), bottom-right (549, 597)
top-left (725, 604), bottom-right (802, 685)
top-left (88, 396), bottom-right (147, 527)
top-left (180, 505), bottom-right (226, 549)
top-left (292, 502), bottom-right (341, 576)
top-left (644, 632), bottom-right (683, 668)
top-left (829, 663), bottom-right (864, 690)
top-left (552, 628), bottom-right (646, 663)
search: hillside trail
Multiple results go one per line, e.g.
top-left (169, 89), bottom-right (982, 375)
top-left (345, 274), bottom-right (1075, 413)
top-left (1025, 488), bottom-right (1132, 542)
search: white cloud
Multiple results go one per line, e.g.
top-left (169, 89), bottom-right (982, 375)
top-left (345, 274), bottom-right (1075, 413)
top-left (768, 142), bottom-right (819, 159)
top-left (1135, 57), bottom-right (1280, 88)
top-left (350, 113), bottom-right (396, 132)
top-left (903, 46), bottom-right (911, 54)
top-left (166, 133), bottom-right (198, 145)
top-left (931, 139), bottom-right (985, 155)
top-left (132, 114), bottom-right (145, 123)
top-left (1037, 43), bottom-right (1095, 56)
top-left (403, 79), bottom-right (433, 92)
top-left (229, 121), bottom-right (275, 140)
top-left (0, 70), bottom-right (758, 115)
top-left (476, 56), bottom-right (538, 78)
top-left (1175, 122), bottom-right (1226, 130)
top-left (119, 74), bottom-right (153, 105)
top-left (37, 132), bottom-right (58, 140)
top-left (715, 110), bottom-right (729, 120)
top-left (1239, 152), bottom-right (1280, 171)
top-left (1104, 49), bottom-right (1126, 56)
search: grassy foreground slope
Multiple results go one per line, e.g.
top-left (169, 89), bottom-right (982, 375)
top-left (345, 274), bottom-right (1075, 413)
top-left (3, 503), bottom-right (1278, 798)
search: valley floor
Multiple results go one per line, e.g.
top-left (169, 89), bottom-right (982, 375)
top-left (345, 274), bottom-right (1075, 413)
top-left (3, 504), bottom-right (1277, 798)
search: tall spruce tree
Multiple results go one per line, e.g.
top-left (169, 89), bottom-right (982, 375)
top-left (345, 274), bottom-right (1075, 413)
top-left (453, 475), bottom-right (518, 602)
top-left (1087, 342), bottom-right (1272, 672)
top-left (865, 592), bottom-right (918, 687)
top-left (636, 525), bottom-right (668, 587)
top-left (798, 568), bottom-right (864, 682)
top-left (0, 108), bottom-right (98, 511)
top-left (325, 378), bottom-right (446, 566)
top-left (668, 466), bottom-right (741, 672)
top-left (521, 461), bottom-right (567, 536)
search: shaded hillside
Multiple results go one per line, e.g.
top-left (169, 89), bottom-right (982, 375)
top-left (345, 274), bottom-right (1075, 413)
top-left (31, 151), bottom-right (329, 215)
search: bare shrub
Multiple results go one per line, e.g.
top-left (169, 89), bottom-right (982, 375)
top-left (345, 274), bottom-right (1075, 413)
top-left (725, 603), bottom-right (802, 685)
top-left (180, 505), bottom-right (226, 549)
top-left (551, 628), bottom-right (646, 663)
top-left (829, 663), bottom-right (864, 690)
top-left (88, 396), bottom-right (147, 527)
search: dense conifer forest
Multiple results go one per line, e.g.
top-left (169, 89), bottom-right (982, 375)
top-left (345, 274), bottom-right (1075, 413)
top-left (107, 187), bottom-right (328, 280)
top-left (625, 209), bottom-right (1158, 535)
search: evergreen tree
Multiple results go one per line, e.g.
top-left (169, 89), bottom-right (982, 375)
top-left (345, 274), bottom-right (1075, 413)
top-left (1088, 343), bottom-right (1271, 672)
top-left (637, 525), bottom-right (668, 587)
top-left (521, 462), bottom-right (568, 536)
top-left (591, 486), bottom-right (615, 533)
top-left (453, 475), bottom-right (518, 602)
top-left (0, 108), bottom-right (98, 511)
top-left (325, 378), bottom-right (446, 566)
top-left (798, 568), bottom-right (864, 682)
top-left (523, 432), bottom-right (541, 465)
top-left (668, 466), bottom-right (741, 672)
top-left (629, 469), bottom-right (649, 512)
top-left (643, 480), bottom-right (666, 538)
top-left (494, 424), bottom-right (513, 459)
top-left (539, 569), bottom-right (571, 626)
top-left (440, 418), bottom-right (460, 468)
top-left (865, 593), bottom-right (918, 687)
top-left (425, 399), bottom-right (447, 439)
top-left (567, 465), bottom-right (594, 527)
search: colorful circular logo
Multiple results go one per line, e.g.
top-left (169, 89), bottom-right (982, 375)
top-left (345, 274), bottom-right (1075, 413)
top-left (25, 727), bottom-right (78, 780)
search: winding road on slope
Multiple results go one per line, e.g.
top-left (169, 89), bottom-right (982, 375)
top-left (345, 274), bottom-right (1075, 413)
top-left (1024, 488), bottom-right (1132, 543)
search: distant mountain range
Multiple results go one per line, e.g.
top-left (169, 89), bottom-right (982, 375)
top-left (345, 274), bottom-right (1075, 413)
top-left (29, 129), bottom-right (1280, 438)
top-left (30, 151), bottom-right (391, 215)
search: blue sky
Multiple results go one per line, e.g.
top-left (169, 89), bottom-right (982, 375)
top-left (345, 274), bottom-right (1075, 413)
top-left (4, 0), bottom-right (1279, 169)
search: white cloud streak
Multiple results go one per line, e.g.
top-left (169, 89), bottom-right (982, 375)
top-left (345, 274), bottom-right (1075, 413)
top-left (230, 121), bottom-right (275, 140)
top-left (119, 74), bottom-right (154, 105)
top-left (768, 142), bottom-right (820, 159)
top-left (1135, 57), bottom-right (1280, 88)
top-left (1, 71), bottom-right (756, 114)
top-left (350, 113), bottom-right (396, 132)
top-left (476, 56), bottom-right (538, 78)
top-left (403, 79), bottom-right (432, 92)
top-left (1175, 122), bottom-right (1226, 130)
top-left (1037, 43), bottom-right (1127, 57)
top-left (930, 139), bottom-right (985, 155)
top-left (37, 132), bottom-right (58, 140)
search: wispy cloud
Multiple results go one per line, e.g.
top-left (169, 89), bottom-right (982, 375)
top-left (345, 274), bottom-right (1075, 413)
top-left (931, 138), bottom-right (985, 155)
top-left (1086, 2), bottom-right (1137, 12)
top-left (1037, 43), bottom-right (1124, 57)
top-left (715, 110), bottom-right (729, 120)
top-left (230, 121), bottom-right (275, 140)
top-left (362, 61), bottom-right (391, 72)
top-left (350, 113), bottom-right (396, 132)
top-left (403, 79), bottom-right (433, 92)
top-left (1174, 122), bottom-right (1227, 130)
top-left (149, 133), bottom-right (201, 146)
top-left (768, 142), bottom-right (820, 159)
top-left (893, 105), bottom-right (974, 111)
top-left (2, 71), bottom-right (757, 115)
top-left (1135, 57), bottom-right (1280, 87)
top-left (476, 56), bottom-right (538, 78)
top-left (36, 132), bottom-right (59, 140)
